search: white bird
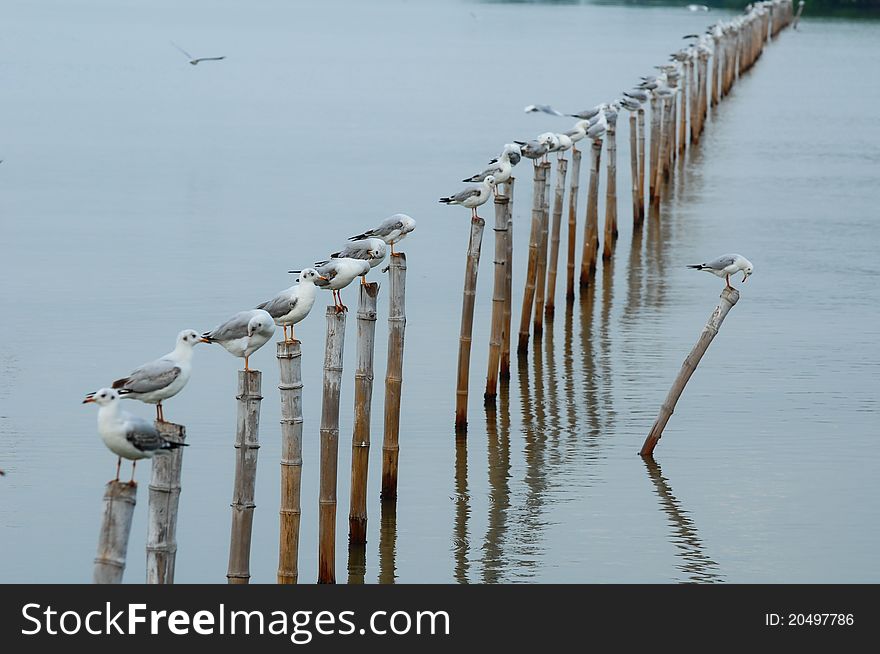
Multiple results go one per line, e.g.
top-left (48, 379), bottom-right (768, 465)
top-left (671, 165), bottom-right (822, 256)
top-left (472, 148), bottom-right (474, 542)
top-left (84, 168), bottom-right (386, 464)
top-left (317, 238), bottom-right (388, 272)
top-left (524, 104), bottom-right (564, 116)
top-left (170, 41), bottom-right (226, 65)
top-left (83, 388), bottom-right (188, 483)
top-left (687, 254), bottom-right (754, 290)
top-left (305, 258), bottom-right (372, 312)
top-left (93, 329), bottom-right (202, 423)
top-left (347, 214), bottom-right (416, 256)
top-left (256, 268), bottom-right (327, 343)
top-left (202, 309), bottom-right (275, 370)
top-left (563, 120), bottom-right (590, 150)
top-left (547, 132), bottom-right (573, 157)
top-left (687, 4), bottom-right (710, 12)
top-left (439, 175), bottom-right (496, 220)
top-left (464, 144), bottom-right (519, 187)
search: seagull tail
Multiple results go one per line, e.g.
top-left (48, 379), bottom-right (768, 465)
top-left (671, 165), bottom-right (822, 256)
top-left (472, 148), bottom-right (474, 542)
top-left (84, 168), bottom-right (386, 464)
top-left (686, 264), bottom-right (706, 270)
top-left (348, 231), bottom-right (372, 241)
top-left (462, 175), bottom-right (480, 183)
top-left (161, 440), bottom-right (189, 451)
top-left (439, 197), bottom-right (453, 204)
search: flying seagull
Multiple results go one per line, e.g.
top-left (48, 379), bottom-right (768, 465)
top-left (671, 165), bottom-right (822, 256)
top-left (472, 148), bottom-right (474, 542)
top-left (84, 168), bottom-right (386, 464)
top-left (524, 104), bottom-right (564, 117)
top-left (170, 41), bottom-right (226, 65)
top-left (687, 254), bottom-right (753, 290)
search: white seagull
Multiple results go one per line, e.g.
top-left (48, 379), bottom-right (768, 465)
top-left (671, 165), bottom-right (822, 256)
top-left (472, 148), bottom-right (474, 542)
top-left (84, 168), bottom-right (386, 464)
top-left (256, 268), bottom-right (327, 343)
top-left (439, 175), bottom-right (496, 220)
top-left (463, 144), bottom-right (519, 190)
top-left (305, 257), bottom-right (372, 312)
top-left (202, 309), bottom-right (275, 370)
top-left (317, 237), bottom-right (388, 273)
top-left (83, 388), bottom-right (188, 484)
top-left (92, 329), bottom-right (202, 423)
top-left (348, 214), bottom-right (416, 256)
top-left (687, 254), bottom-right (754, 290)
top-left (170, 41), bottom-right (226, 65)
top-left (524, 104), bottom-right (564, 116)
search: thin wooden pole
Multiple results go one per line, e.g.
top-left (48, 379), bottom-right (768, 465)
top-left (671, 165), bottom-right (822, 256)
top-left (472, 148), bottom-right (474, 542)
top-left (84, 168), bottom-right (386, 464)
top-left (565, 148), bottom-right (582, 301)
top-left (628, 113), bottom-right (641, 229)
top-left (349, 282), bottom-right (380, 544)
top-left (602, 120), bottom-right (618, 260)
top-left (277, 340), bottom-right (304, 584)
top-left (579, 138), bottom-right (602, 288)
top-left (711, 37), bottom-right (721, 108)
top-left (500, 178), bottom-right (515, 379)
top-left (648, 96), bottom-right (661, 204)
top-left (485, 193), bottom-right (510, 403)
top-left (533, 161), bottom-right (552, 335)
top-left (637, 108), bottom-right (646, 222)
top-left (517, 163), bottom-right (546, 353)
top-left (318, 306), bottom-right (346, 583)
top-left (455, 215), bottom-right (486, 432)
top-left (146, 421), bottom-right (185, 584)
top-left (227, 369), bottom-right (262, 584)
top-left (93, 480), bottom-right (137, 584)
top-left (640, 288), bottom-right (740, 456)
top-left (653, 97), bottom-right (667, 210)
top-left (680, 62), bottom-right (689, 153)
top-left (689, 60), bottom-right (698, 144)
top-left (545, 156), bottom-right (569, 317)
top-left (381, 254), bottom-right (407, 500)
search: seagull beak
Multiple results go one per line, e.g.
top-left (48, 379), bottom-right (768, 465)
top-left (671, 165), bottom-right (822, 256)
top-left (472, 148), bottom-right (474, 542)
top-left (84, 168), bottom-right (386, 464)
top-left (319, 275), bottom-right (329, 281)
top-left (743, 273), bottom-right (749, 283)
top-left (82, 396), bottom-right (95, 404)
top-left (199, 337), bottom-right (211, 343)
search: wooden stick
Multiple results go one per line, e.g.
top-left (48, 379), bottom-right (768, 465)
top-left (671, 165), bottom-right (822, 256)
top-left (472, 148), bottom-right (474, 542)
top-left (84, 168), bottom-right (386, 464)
top-left (628, 113), bottom-right (641, 229)
top-left (381, 254), bottom-right (407, 500)
top-left (533, 161), bottom-right (552, 335)
top-left (579, 138), bottom-right (602, 288)
top-left (277, 340), bottom-right (304, 584)
top-left (653, 97), bottom-right (667, 210)
top-left (637, 108), bottom-right (646, 223)
top-left (640, 288), bottom-right (740, 456)
top-left (485, 193), bottom-right (510, 403)
top-left (146, 421), bottom-right (185, 584)
top-left (680, 62), bottom-right (689, 153)
top-left (711, 37), bottom-right (721, 108)
top-left (349, 282), bottom-right (380, 544)
top-left (544, 157), bottom-right (568, 317)
top-left (517, 163), bottom-right (547, 353)
top-left (602, 120), bottom-right (618, 261)
top-left (227, 369), bottom-right (262, 584)
top-left (500, 178), bottom-right (515, 379)
top-left (565, 149), bottom-right (582, 301)
top-left (318, 306), bottom-right (346, 583)
top-left (455, 215), bottom-right (486, 432)
top-left (648, 96), bottom-right (661, 204)
top-left (93, 480), bottom-right (137, 584)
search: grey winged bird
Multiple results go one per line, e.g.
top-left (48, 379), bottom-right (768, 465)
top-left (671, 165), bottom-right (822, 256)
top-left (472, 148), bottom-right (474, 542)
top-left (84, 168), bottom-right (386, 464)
top-left (201, 309), bottom-right (276, 371)
top-left (347, 214), bottom-right (416, 256)
top-left (687, 253), bottom-right (753, 290)
top-left (170, 41), bottom-right (226, 65)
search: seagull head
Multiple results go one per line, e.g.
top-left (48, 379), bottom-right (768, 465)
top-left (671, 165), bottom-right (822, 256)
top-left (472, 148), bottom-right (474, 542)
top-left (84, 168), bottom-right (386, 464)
top-left (742, 259), bottom-right (754, 282)
top-left (177, 329), bottom-right (203, 349)
top-left (298, 267), bottom-right (327, 284)
top-left (247, 312), bottom-right (273, 338)
top-left (83, 388), bottom-right (119, 406)
top-left (484, 175), bottom-right (497, 188)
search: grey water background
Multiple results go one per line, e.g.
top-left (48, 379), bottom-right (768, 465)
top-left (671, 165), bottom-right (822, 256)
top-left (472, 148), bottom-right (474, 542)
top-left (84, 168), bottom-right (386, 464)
top-left (1, 0), bottom-right (878, 583)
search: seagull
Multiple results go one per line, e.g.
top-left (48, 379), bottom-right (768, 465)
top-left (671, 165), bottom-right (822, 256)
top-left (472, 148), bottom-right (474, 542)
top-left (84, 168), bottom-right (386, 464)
top-left (347, 213), bottom-right (416, 256)
top-left (524, 104), bottom-right (564, 116)
top-left (515, 136), bottom-right (551, 164)
top-left (201, 309), bottom-right (275, 371)
top-left (464, 144), bottom-right (519, 188)
top-left (439, 175), bottom-right (496, 220)
top-left (255, 268), bottom-right (327, 343)
top-left (687, 4), bottom-right (710, 11)
top-left (547, 132), bottom-right (573, 157)
top-left (170, 41), bottom-right (225, 65)
top-left (83, 388), bottom-right (188, 484)
top-left (563, 120), bottom-right (590, 151)
top-left (569, 105), bottom-right (605, 121)
top-left (316, 238), bottom-right (388, 279)
top-left (303, 258), bottom-right (372, 312)
top-left (687, 254), bottom-right (754, 290)
top-left (90, 329), bottom-right (202, 423)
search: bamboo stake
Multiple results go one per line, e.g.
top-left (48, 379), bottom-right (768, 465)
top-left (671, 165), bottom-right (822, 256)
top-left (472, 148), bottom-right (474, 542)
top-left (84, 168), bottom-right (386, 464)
top-left (277, 340), bottom-right (304, 584)
top-left (579, 138), bottom-right (602, 288)
top-left (533, 161), bottom-right (552, 335)
top-left (628, 113), bottom-right (641, 229)
top-left (565, 149), bottom-right (582, 300)
top-left (711, 36), bottom-right (721, 108)
top-left (381, 254), bottom-right (407, 500)
top-left (485, 193), bottom-right (510, 403)
top-left (640, 288), bottom-right (740, 456)
top-left (680, 62), bottom-right (689, 153)
top-left (517, 163), bottom-right (547, 353)
top-left (652, 97), bottom-right (666, 211)
top-left (637, 108), bottom-right (646, 222)
top-left (93, 480), bottom-right (137, 584)
top-left (318, 306), bottom-right (346, 583)
top-left (602, 120), bottom-right (618, 261)
top-left (146, 421), bottom-right (185, 584)
top-left (455, 215), bottom-right (486, 432)
top-left (227, 369), bottom-right (262, 584)
top-left (648, 96), bottom-right (661, 204)
top-left (500, 177), bottom-right (515, 379)
top-left (349, 282), bottom-right (379, 544)
top-left (689, 59), bottom-right (698, 144)
top-left (544, 157), bottom-right (568, 317)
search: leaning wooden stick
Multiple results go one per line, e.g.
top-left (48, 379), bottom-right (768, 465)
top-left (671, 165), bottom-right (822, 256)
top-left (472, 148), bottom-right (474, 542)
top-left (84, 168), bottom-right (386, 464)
top-left (565, 148), bottom-right (582, 300)
top-left (455, 215), bottom-right (486, 432)
top-left (485, 193), bottom-right (510, 403)
top-left (93, 480), bottom-right (137, 584)
top-left (640, 288), bottom-right (740, 456)
top-left (277, 340), bottom-right (304, 584)
top-left (146, 421), bottom-right (185, 584)
top-left (349, 282), bottom-right (380, 544)
top-left (517, 163), bottom-right (546, 353)
top-left (545, 157), bottom-right (569, 317)
top-left (227, 369), bottom-right (262, 584)
top-left (500, 178), bottom-right (515, 379)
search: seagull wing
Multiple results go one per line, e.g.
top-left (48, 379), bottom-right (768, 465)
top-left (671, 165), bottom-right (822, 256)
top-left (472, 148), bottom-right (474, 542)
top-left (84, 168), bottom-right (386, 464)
top-left (124, 417), bottom-right (166, 453)
top-left (170, 41), bottom-right (194, 60)
top-left (193, 56), bottom-right (226, 63)
top-left (203, 312), bottom-right (252, 342)
top-left (113, 358), bottom-right (181, 395)
top-left (257, 290), bottom-right (297, 319)
top-left (703, 254), bottom-right (739, 271)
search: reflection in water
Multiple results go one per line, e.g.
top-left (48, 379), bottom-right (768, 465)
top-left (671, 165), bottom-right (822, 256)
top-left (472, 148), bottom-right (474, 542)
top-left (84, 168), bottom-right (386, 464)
top-left (642, 457), bottom-right (724, 583)
top-left (579, 282), bottom-right (602, 437)
top-left (453, 434), bottom-right (470, 583)
top-left (599, 258), bottom-right (616, 433)
top-left (347, 542), bottom-right (366, 585)
top-left (623, 224), bottom-right (645, 324)
top-left (377, 500), bottom-right (398, 584)
top-left (481, 383), bottom-right (511, 583)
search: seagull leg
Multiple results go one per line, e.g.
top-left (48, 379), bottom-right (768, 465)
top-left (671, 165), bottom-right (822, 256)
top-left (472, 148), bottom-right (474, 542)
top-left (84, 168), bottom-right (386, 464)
top-left (244, 355), bottom-right (250, 372)
top-left (725, 274), bottom-right (733, 290)
top-left (361, 275), bottom-right (367, 286)
top-left (129, 461), bottom-right (136, 486)
top-left (391, 243), bottom-right (396, 256)
top-left (291, 325), bottom-right (296, 342)
top-left (115, 457), bottom-right (121, 482)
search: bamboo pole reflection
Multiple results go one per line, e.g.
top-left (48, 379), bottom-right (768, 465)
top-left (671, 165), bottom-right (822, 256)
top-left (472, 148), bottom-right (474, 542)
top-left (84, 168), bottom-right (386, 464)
top-left (377, 499), bottom-right (397, 584)
top-left (578, 280), bottom-right (602, 437)
top-left (599, 257), bottom-right (616, 433)
top-left (480, 382), bottom-right (511, 583)
top-left (642, 456), bottom-right (723, 583)
top-left (347, 542), bottom-right (366, 585)
top-left (453, 434), bottom-right (471, 584)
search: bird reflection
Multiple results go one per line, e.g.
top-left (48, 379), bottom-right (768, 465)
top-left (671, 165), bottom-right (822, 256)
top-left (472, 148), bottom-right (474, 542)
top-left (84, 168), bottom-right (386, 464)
top-left (453, 434), bottom-right (471, 583)
top-left (377, 499), bottom-right (398, 584)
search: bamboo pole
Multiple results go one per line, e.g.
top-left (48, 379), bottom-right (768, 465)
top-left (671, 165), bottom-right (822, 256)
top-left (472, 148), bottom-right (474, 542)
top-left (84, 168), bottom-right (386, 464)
top-left (689, 59), bottom-right (698, 144)
top-left (517, 163), bottom-right (546, 353)
top-left (533, 161), bottom-right (552, 335)
top-left (648, 96), bottom-right (661, 204)
top-left (227, 369), bottom-right (262, 584)
top-left (628, 113), bottom-right (641, 229)
top-left (579, 138), bottom-right (602, 288)
top-left (652, 97), bottom-right (666, 210)
top-left (565, 148), bottom-right (582, 301)
top-left (318, 306), bottom-right (346, 583)
top-left (381, 253), bottom-right (407, 500)
top-left (640, 288), bottom-right (740, 456)
top-left (637, 108), bottom-right (646, 222)
top-left (711, 37), bottom-right (721, 108)
top-left (602, 121), bottom-right (618, 260)
top-left (146, 421), bottom-right (185, 584)
top-left (93, 480), bottom-right (137, 584)
top-left (485, 193), bottom-right (510, 403)
top-left (680, 62), bottom-right (689, 153)
top-left (349, 282), bottom-right (379, 544)
top-left (277, 339), bottom-right (304, 584)
top-left (545, 157), bottom-right (569, 317)
top-left (500, 177), bottom-right (515, 380)
top-left (455, 215), bottom-right (486, 432)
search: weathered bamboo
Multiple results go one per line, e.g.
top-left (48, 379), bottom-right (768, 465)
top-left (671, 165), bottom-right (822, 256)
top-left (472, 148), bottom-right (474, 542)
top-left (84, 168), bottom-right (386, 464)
top-left (640, 288), bottom-right (740, 456)
top-left (500, 177), bottom-right (515, 379)
top-left (93, 480), bottom-right (137, 584)
top-left (628, 113), bottom-right (641, 228)
top-left (485, 193), bottom-right (510, 403)
top-left (680, 61), bottom-right (689, 153)
top-left (349, 282), bottom-right (380, 544)
top-left (517, 163), bottom-right (547, 353)
top-left (579, 138), bottom-right (602, 288)
top-left (455, 215), bottom-right (486, 432)
top-left (648, 96), bottom-right (661, 204)
top-left (565, 148), bottom-right (582, 300)
top-left (146, 421), bottom-right (185, 584)
top-left (545, 157), bottom-right (569, 317)
top-left (533, 161), bottom-right (552, 335)
top-left (227, 369), bottom-right (262, 584)
top-left (689, 58), bottom-right (698, 144)
top-left (652, 97), bottom-right (667, 210)
top-left (319, 306), bottom-right (346, 583)
top-left (381, 253), bottom-right (407, 500)
top-left (711, 36), bottom-right (721, 108)
top-left (277, 339), bottom-right (303, 584)
top-left (667, 81), bottom-right (678, 169)
top-left (637, 108), bottom-right (646, 222)
top-left (602, 120), bottom-right (617, 260)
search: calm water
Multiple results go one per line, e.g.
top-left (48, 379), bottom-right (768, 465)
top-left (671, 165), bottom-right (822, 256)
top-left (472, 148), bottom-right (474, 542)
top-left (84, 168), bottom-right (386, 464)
top-left (1, 0), bottom-right (878, 583)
